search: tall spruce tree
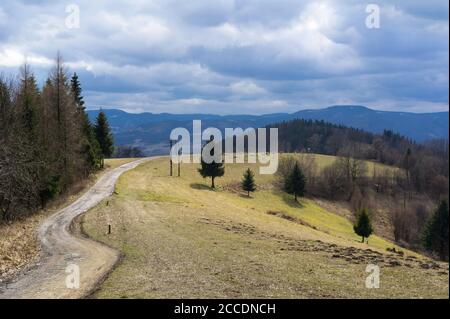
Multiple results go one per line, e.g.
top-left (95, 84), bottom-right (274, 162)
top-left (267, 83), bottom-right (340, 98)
top-left (47, 53), bottom-right (86, 189)
top-left (198, 137), bottom-right (224, 188)
top-left (423, 200), bottom-right (449, 261)
top-left (242, 168), bottom-right (256, 197)
top-left (353, 208), bottom-right (373, 243)
top-left (0, 77), bottom-right (12, 130)
top-left (38, 77), bottom-right (63, 207)
top-left (94, 111), bottom-right (114, 167)
top-left (17, 64), bottom-right (40, 141)
top-left (71, 73), bottom-right (101, 174)
top-left (16, 65), bottom-right (41, 174)
top-left (71, 73), bottom-right (84, 110)
top-left (285, 162), bottom-right (306, 202)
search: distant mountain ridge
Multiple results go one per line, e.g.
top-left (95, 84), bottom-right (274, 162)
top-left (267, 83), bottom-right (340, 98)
top-left (87, 105), bottom-right (449, 155)
top-left (293, 105), bottom-right (448, 142)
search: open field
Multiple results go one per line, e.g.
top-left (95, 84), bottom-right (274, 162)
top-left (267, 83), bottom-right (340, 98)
top-left (83, 155), bottom-right (449, 298)
top-left (0, 158), bottom-right (138, 283)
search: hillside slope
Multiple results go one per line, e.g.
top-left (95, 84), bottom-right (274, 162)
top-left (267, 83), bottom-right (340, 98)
top-left (83, 156), bottom-right (448, 298)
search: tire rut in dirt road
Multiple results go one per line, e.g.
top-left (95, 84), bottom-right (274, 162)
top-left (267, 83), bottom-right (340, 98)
top-left (0, 158), bottom-right (154, 299)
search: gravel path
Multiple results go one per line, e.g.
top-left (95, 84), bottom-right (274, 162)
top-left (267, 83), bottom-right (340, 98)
top-left (0, 158), bottom-right (154, 299)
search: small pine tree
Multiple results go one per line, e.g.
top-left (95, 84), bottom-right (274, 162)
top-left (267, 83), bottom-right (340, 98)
top-left (242, 168), bottom-right (256, 197)
top-left (353, 208), bottom-right (373, 243)
top-left (285, 163), bottom-right (306, 202)
top-left (198, 138), bottom-right (224, 188)
top-left (423, 200), bottom-right (449, 261)
top-left (94, 111), bottom-right (114, 167)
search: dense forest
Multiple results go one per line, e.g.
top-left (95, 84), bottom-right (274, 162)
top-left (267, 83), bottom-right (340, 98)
top-left (0, 54), bottom-right (114, 221)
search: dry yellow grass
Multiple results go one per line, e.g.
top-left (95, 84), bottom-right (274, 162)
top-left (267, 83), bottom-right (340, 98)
top-left (83, 156), bottom-right (449, 298)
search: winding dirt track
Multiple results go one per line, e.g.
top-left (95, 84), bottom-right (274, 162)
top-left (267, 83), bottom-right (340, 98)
top-left (0, 158), bottom-right (154, 299)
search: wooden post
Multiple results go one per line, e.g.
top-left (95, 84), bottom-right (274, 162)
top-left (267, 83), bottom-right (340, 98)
top-left (177, 148), bottom-right (181, 177)
top-left (108, 224), bottom-right (111, 234)
top-left (169, 140), bottom-right (173, 176)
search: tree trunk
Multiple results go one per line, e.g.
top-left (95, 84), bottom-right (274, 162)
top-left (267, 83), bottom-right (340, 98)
top-left (211, 177), bottom-right (215, 189)
top-left (247, 191), bottom-right (250, 197)
top-left (294, 193), bottom-right (297, 202)
top-left (1, 201), bottom-right (11, 221)
top-left (361, 236), bottom-right (365, 243)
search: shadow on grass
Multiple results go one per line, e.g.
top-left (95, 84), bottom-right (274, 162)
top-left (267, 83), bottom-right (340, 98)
top-left (190, 183), bottom-right (213, 191)
top-left (275, 190), bottom-right (305, 208)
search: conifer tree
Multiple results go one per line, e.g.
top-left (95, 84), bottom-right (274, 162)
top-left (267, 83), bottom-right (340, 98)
top-left (285, 162), bottom-right (306, 202)
top-left (423, 200), bottom-right (449, 261)
top-left (17, 64), bottom-right (40, 141)
top-left (71, 73), bottom-right (101, 173)
top-left (47, 53), bottom-right (85, 188)
top-left (0, 77), bottom-right (12, 131)
top-left (38, 77), bottom-right (65, 206)
top-left (198, 137), bottom-right (224, 188)
top-left (71, 73), bottom-right (84, 110)
top-left (353, 208), bottom-right (374, 243)
top-left (242, 168), bottom-right (256, 197)
top-left (94, 110), bottom-right (114, 167)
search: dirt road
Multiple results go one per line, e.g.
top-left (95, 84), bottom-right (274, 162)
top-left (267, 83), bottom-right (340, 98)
top-left (0, 158), bottom-right (154, 299)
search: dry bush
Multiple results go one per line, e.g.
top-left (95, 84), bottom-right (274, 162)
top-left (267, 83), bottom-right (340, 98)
top-left (372, 168), bottom-right (397, 195)
top-left (314, 161), bottom-right (347, 199)
top-left (391, 201), bottom-right (432, 248)
top-left (350, 186), bottom-right (364, 212)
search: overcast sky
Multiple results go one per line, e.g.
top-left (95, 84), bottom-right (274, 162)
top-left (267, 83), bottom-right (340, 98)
top-left (0, 0), bottom-right (448, 114)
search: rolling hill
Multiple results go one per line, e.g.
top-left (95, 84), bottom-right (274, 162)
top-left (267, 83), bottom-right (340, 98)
top-left (83, 156), bottom-right (449, 298)
top-left (87, 105), bottom-right (449, 154)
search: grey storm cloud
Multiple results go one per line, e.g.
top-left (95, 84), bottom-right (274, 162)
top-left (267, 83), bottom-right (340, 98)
top-left (0, 0), bottom-right (448, 114)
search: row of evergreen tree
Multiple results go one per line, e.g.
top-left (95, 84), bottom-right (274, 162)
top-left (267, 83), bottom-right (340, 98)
top-left (0, 54), bottom-right (114, 221)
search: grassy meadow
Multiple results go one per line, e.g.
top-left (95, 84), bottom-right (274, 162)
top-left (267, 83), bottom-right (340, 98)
top-left (83, 155), bottom-right (449, 298)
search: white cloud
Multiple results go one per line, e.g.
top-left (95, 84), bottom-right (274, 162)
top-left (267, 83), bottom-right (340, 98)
top-left (0, 47), bottom-right (53, 67)
top-left (230, 80), bottom-right (266, 95)
top-left (0, 0), bottom-right (447, 114)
